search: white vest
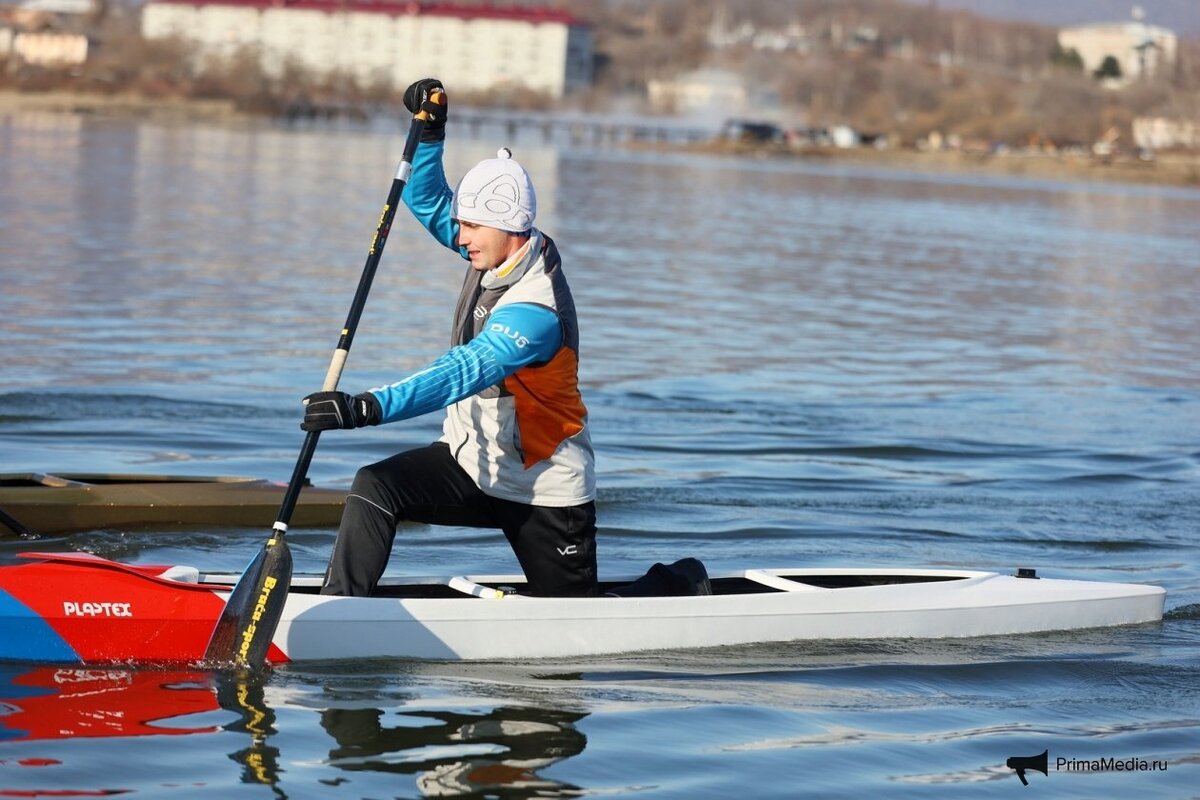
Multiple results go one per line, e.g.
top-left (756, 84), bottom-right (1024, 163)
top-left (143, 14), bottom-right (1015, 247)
top-left (442, 233), bottom-right (595, 506)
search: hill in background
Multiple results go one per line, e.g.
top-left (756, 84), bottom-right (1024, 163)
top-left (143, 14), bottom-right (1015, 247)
top-left (912, 0), bottom-right (1200, 39)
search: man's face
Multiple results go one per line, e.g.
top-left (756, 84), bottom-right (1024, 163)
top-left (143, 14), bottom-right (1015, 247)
top-left (457, 221), bottom-right (522, 272)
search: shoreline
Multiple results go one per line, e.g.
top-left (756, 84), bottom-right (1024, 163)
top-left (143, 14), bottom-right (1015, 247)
top-left (675, 140), bottom-right (1200, 189)
top-left (0, 89), bottom-right (250, 123)
top-left (4, 89), bottom-right (1198, 189)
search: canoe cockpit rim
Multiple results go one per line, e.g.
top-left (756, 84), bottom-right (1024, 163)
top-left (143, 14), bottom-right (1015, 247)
top-left (11, 553), bottom-right (1008, 600)
top-left (190, 565), bottom-right (995, 598)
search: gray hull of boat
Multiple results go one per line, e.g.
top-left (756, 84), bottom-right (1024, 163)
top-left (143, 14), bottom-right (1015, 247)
top-left (0, 473), bottom-right (346, 534)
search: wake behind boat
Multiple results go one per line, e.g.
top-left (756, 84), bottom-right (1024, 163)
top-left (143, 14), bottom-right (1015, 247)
top-left (0, 552), bottom-right (1165, 665)
top-left (0, 473), bottom-right (346, 535)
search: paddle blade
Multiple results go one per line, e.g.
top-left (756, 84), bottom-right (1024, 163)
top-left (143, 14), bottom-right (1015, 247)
top-left (204, 533), bottom-right (292, 669)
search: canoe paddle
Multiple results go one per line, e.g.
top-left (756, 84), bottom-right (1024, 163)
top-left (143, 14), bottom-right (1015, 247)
top-left (0, 506), bottom-right (35, 538)
top-left (204, 91), bottom-right (446, 669)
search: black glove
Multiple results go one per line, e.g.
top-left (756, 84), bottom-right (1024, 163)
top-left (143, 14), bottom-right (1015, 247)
top-left (403, 78), bottom-right (447, 142)
top-left (301, 391), bottom-right (382, 432)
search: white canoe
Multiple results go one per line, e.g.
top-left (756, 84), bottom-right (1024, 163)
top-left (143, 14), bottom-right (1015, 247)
top-left (267, 567), bottom-right (1165, 661)
top-left (2, 553), bottom-right (1166, 665)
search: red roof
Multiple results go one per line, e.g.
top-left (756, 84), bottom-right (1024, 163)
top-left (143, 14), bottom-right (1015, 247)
top-left (145, 0), bottom-right (583, 26)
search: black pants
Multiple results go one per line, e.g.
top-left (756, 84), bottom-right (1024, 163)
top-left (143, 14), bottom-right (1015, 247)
top-left (321, 442), bottom-right (598, 597)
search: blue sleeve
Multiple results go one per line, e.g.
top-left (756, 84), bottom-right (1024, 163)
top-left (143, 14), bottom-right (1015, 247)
top-left (401, 140), bottom-right (468, 259)
top-left (369, 304), bottom-right (562, 424)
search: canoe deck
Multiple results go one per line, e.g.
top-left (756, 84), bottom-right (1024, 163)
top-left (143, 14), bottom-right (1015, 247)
top-left (0, 473), bottom-right (346, 534)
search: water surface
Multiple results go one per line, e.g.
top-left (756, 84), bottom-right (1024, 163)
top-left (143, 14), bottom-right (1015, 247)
top-left (1, 111), bottom-right (1198, 797)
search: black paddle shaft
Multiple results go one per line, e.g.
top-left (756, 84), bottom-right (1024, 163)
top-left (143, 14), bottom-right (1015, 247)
top-left (205, 94), bottom-right (444, 668)
top-left (0, 506), bottom-right (35, 538)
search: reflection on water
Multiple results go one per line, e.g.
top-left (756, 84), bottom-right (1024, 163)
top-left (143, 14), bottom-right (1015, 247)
top-left (0, 666), bottom-right (215, 742)
top-left (0, 666), bottom-right (588, 798)
top-left (321, 704), bottom-right (587, 797)
top-left (216, 672), bottom-right (285, 796)
top-left (0, 667), bottom-right (218, 797)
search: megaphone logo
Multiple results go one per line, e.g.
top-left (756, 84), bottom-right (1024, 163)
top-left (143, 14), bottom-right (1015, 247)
top-left (1006, 749), bottom-right (1048, 786)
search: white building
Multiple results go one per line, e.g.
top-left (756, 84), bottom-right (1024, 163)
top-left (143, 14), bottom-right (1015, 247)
top-left (140, 0), bottom-right (593, 98)
top-left (11, 29), bottom-right (89, 64)
top-left (1133, 116), bottom-right (1199, 150)
top-left (647, 68), bottom-right (747, 117)
top-left (2, 0), bottom-right (95, 29)
top-left (1058, 19), bottom-right (1176, 82)
top-left (11, 0), bottom-right (95, 12)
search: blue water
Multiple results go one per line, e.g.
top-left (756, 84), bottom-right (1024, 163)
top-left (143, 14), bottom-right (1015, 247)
top-left (1, 110), bottom-right (1198, 797)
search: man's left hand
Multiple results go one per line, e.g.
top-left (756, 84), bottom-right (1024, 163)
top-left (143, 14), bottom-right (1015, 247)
top-left (403, 78), bottom-right (447, 142)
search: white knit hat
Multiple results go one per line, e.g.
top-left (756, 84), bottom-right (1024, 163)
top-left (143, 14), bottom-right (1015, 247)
top-left (452, 147), bottom-right (536, 233)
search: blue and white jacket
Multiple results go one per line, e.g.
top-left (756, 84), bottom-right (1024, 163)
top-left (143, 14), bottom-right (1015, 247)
top-left (365, 141), bottom-right (595, 506)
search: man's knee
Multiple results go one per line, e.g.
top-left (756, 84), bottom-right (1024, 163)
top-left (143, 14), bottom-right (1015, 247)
top-left (350, 462), bottom-right (381, 491)
top-left (347, 464), bottom-right (401, 521)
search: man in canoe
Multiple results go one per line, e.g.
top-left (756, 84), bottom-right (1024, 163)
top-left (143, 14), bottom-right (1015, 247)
top-left (301, 79), bottom-right (598, 598)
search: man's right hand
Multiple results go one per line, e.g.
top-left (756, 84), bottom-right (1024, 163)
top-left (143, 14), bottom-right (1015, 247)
top-left (404, 78), bottom-right (447, 142)
top-left (301, 391), bottom-right (382, 432)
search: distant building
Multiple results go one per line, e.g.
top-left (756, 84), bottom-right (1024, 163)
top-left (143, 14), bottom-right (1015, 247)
top-left (647, 68), bottom-right (746, 117)
top-left (1058, 19), bottom-right (1176, 81)
top-left (11, 28), bottom-right (88, 64)
top-left (1133, 117), bottom-right (1199, 150)
top-left (140, 0), bottom-right (593, 98)
top-left (10, 0), bottom-right (94, 13)
top-left (2, 0), bottom-right (95, 30)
